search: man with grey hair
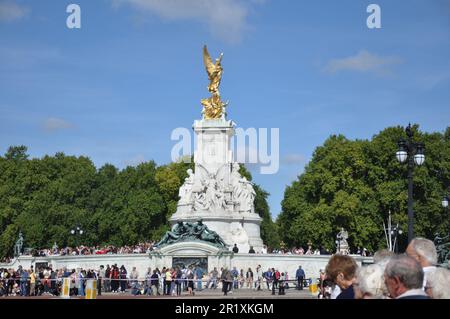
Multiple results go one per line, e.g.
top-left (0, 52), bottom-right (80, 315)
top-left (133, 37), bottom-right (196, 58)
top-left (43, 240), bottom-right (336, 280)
top-left (384, 255), bottom-right (429, 299)
top-left (373, 249), bottom-right (395, 266)
top-left (406, 237), bottom-right (437, 288)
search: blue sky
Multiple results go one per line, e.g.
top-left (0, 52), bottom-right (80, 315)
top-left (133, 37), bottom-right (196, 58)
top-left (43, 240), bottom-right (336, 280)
top-left (1, 0), bottom-right (449, 218)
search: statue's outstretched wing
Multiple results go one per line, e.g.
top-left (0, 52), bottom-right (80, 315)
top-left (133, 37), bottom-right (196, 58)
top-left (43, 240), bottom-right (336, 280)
top-left (203, 45), bottom-right (216, 80)
top-left (216, 163), bottom-right (230, 187)
top-left (194, 164), bottom-right (210, 187)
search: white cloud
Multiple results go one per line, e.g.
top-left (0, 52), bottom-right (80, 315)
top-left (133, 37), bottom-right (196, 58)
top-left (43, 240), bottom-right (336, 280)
top-left (281, 154), bottom-right (306, 165)
top-left (123, 154), bottom-right (146, 167)
top-left (0, 1), bottom-right (29, 22)
top-left (112, 0), bottom-right (262, 43)
top-left (325, 50), bottom-right (401, 75)
top-left (43, 117), bottom-right (74, 132)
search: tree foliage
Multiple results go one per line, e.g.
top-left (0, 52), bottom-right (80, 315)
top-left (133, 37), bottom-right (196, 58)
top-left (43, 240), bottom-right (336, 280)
top-left (0, 149), bottom-right (278, 258)
top-left (278, 125), bottom-right (450, 253)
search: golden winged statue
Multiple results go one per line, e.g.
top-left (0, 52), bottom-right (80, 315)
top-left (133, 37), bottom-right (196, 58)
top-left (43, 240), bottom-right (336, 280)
top-left (201, 45), bottom-right (227, 120)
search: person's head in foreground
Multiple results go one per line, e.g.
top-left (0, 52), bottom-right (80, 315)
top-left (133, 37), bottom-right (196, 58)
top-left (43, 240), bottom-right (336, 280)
top-left (425, 267), bottom-right (450, 299)
top-left (354, 264), bottom-right (388, 299)
top-left (325, 254), bottom-right (357, 299)
top-left (384, 255), bottom-right (429, 299)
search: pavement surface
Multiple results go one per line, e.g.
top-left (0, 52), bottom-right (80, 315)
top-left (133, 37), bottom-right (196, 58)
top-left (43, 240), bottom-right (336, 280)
top-left (2, 287), bottom-right (319, 299)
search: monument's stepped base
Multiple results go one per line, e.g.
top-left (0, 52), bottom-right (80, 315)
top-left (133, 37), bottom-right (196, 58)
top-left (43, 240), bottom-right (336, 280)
top-left (2, 253), bottom-right (373, 281)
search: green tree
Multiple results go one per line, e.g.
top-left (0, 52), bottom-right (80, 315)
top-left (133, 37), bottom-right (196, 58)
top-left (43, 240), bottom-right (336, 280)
top-left (278, 125), bottom-right (450, 253)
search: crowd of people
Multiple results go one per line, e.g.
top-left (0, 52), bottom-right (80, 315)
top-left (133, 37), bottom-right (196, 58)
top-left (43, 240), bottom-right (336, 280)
top-left (2, 236), bottom-right (448, 299)
top-left (20, 242), bottom-right (157, 257)
top-left (318, 237), bottom-right (450, 299)
top-left (3, 241), bottom-right (373, 260)
top-left (0, 263), bottom-right (308, 297)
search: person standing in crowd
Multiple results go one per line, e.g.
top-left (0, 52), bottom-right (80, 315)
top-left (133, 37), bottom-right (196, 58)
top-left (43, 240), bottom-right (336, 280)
top-left (144, 268), bottom-right (152, 295)
top-left (207, 267), bottom-right (218, 289)
top-left (239, 269), bottom-right (245, 289)
top-left (104, 264), bottom-right (111, 293)
top-left (98, 265), bottom-right (105, 296)
top-left (264, 268), bottom-right (272, 290)
top-left (246, 268), bottom-right (253, 289)
top-left (19, 267), bottom-right (29, 296)
top-left (50, 268), bottom-right (57, 295)
top-left (186, 266), bottom-right (195, 296)
top-left (254, 265), bottom-right (262, 291)
top-left (325, 254), bottom-right (358, 299)
top-left (406, 237), bottom-right (437, 289)
top-left (271, 268), bottom-right (279, 295)
top-left (384, 255), bottom-right (429, 299)
top-left (248, 246), bottom-right (255, 253)
top-left (296, 265), bottom-right (305, 290)
top-left (164, 267), bottom-right (172, 295)
top-left (130, 266), bottom-right (139, 295)
top-left (111, 264), bottom-right (119, 293)
top-left (77, 269), bottom-right (85, 296)
top-left (231, 267), bottom-right (239, 290)
top-left (29, 268), bottom-right (36, 296)
top-left (119, 265), bottom-right (127, 293)
top-left (221, 268), bottom-right (233, 296)
top-left (278, 272), bottom-right (286, 295)
top-left (195, 266), bottom-right (203, 291)
top-left (232, 244), bottom-right (239, 253)
top-left (175, 267), bottom-right (183, 296)
top-left (150, 269), bottom-right (159, 296)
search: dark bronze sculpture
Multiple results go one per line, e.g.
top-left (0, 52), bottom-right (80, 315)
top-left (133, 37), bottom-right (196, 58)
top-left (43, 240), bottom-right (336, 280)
top-left (434, 233), bottom-right (450, 266)
top-left (155, 219), bottom-right (227, 248)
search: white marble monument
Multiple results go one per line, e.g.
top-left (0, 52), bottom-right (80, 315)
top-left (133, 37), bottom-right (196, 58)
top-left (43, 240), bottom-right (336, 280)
top-left (169, 46), bottom-right (263, 253)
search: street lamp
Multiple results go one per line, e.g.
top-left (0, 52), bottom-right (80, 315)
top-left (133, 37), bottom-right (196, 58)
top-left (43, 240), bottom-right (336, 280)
top-left (391, 226), bottom-right (403, 253)
top-left (396, 124), bottom-right (425, 244)
top-left (70, 226), bottom-right (84, 246)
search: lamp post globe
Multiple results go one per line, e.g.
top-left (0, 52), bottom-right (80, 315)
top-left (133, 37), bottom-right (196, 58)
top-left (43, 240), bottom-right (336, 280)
top-left (396, 139), bottom-right (408, 163)
top-left (442, 196), bottom-right (448, 208)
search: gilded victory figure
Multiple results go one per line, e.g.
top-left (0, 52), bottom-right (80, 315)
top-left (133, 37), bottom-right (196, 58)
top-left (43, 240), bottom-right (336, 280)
top-left (201, 45), bottom-right (227, 119)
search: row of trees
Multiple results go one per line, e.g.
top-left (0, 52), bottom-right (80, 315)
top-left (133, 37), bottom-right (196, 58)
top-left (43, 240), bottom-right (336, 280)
top-left (0, 147), bottom-right (278, 259)
top-left (277, 125), bottom-right (450, 253)
top-left (1, 125), bottom-right (447, 258)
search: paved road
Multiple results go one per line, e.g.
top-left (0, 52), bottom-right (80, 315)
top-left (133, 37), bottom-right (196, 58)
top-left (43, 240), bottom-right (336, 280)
top-left (3, 288), bottom-right (318, 299)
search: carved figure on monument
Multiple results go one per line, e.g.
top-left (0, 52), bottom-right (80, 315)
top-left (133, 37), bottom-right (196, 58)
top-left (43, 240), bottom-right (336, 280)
top-left (154, 221), bottom-right (189, 247)
top-left (14, 232), bottom-right (24, 257)
top-left (193, 165), bottom-right (229, 212)
top-left (238, 177), bottom-right (256, 213)
top-left (190, 219), bottom-right (227, 247)
top-left (155, 220), bottom-right (227, 248)
top-left (230, 223), bottom-right (249, 246)
top-left (336, 227), bottom-right (349, 254)
top-left (178, 169), bottom-right (194, 204)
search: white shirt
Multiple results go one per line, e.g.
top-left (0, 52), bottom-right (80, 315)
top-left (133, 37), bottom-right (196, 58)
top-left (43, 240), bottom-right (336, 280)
top-left (330, 285), bottom-right (341, 299)
top-left (422, 266), bottom-right (436, 289)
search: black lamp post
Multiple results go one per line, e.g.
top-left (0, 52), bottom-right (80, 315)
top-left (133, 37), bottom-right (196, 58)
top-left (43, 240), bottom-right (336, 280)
top-left (396, 124), bottom-right (425, 244)
top-left (70, 225), bottom-right (84, 247)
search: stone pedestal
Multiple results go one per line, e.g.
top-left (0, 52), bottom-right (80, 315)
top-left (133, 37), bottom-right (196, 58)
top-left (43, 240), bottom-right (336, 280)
top-left (170, 118), bottom-right (263, 253)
